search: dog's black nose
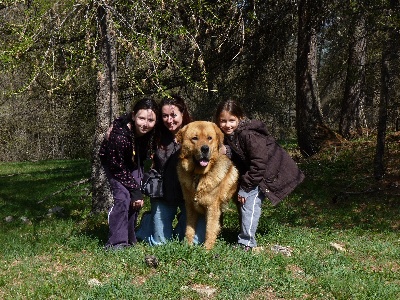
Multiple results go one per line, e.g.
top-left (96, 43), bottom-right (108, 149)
top-left (201, 145), bottom-right (209, 153)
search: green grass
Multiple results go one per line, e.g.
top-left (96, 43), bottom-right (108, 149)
top-left (0, 139), bottom-right (399, 299)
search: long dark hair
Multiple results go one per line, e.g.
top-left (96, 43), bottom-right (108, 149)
top-left (132, 97), bottom-right (159, 116)
top-left (214, 99), bottom-right (246, 123)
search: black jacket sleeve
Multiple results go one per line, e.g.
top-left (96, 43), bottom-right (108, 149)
top-left (130, 188), bottom-right (143, 201)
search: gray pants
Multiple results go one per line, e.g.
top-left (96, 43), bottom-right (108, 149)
top-left (238, 187), bottom-right (264, 248)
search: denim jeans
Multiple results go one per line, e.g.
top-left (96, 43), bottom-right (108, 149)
top-left (137, 198), bottom-right (206, 246)
top-left (237, 186), bottom-right (264, 248)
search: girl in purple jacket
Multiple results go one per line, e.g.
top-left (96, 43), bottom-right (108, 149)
top-left (100, 98), bottom-right (158, 250)
top-left (215, 99), bottom-right (305, 251)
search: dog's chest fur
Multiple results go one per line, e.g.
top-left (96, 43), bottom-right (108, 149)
top-left (180, 156), bottom-right (238, 208)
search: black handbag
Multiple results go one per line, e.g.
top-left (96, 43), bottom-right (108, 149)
top-left (141, 169), bottom-right (163, 198)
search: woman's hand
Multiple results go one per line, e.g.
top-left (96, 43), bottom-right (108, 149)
top-left (105, 125), bottom-right (113, 140)
top-left (219, 144), bottom-right (227, 155)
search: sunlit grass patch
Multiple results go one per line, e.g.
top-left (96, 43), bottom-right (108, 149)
top-left (0, 140), bottom-right (399, 299)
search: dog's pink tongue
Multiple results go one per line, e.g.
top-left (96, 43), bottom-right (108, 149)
top-left (200, 160), bottom-right (209, 167)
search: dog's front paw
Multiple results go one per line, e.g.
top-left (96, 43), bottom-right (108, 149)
top-left (204, 240), bottom-right (216, 250)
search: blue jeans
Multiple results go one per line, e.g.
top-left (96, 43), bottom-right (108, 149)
top-left (137, 198), bottom-right (206, 246)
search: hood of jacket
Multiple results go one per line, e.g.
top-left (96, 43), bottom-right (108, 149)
top-left (233, 118), bottom-right (270, 138)
top-left (112, 114), bottom-right (132, 138)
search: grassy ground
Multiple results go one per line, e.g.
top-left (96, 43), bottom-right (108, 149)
top-left (0, 138), bottom-right (399, 299)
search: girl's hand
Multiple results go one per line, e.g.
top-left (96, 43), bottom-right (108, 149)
top-left (131, 199), bottom-right (144, 209)
top-left (238, 195), bottom-right (246, 205)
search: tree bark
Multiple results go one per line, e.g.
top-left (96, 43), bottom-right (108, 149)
top-left (296, 0), bottom-right (339, 157)
top-left (91, 3), bottom-right (120, 213)
top-left (374, 0), bottom-right (399, 180)
top-left (339, 7), bottom-right (367, 139)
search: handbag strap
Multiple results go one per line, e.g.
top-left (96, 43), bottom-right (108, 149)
top-left (137, 147), bottom-right (143, 178)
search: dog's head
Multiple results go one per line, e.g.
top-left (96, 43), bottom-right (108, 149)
top-left (176, 121), bottom-right (224, 174)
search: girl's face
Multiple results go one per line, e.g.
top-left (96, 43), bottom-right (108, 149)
top-left (218, 110), bottom-right (240, 135)
top-left (161, 104), bottom-right (183, 135)
top-left (133, 109), bottom-right (157, 137)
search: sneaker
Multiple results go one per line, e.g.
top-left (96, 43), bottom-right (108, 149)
top-left (233, 244), bottom-right (252, 252)
top-left (243, 246), bottom-right (252, 252)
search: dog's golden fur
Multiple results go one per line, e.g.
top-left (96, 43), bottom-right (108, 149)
top-left (176, 121), bottom-right (238, 250)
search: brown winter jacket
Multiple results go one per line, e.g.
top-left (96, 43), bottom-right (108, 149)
top-left (225, 119), bottom-right (305, 205)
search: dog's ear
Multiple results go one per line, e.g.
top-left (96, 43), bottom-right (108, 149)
top-left (176, 124), bottom-right (187, 144)
top-left (212, 122), bottom-right (224, 147)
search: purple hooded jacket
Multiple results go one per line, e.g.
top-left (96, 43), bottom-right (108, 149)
top-left (99, 115), bottom-right (151, 201)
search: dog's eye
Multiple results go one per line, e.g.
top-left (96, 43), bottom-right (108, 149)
top-left (192, 136), bottom-right (198, 141)
top-left (207, 136), bottom-right (212, 141)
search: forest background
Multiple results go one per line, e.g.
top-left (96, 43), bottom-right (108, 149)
top-left (0, 0), bottom-right (399, 211)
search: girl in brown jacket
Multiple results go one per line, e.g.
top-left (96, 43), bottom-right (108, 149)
top-left (215, 100), bottom-right (305, 250)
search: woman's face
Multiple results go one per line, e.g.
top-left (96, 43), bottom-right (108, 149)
top-left (161, 104), bottom-right (183, 135)
top-left (133, 109), bottom-right (157, 137)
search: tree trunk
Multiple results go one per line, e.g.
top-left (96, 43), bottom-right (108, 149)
top-left (91, 3), bottom-right (120, 213)
top-left (374, 0), bottom-right (399, 180)
top-left (339, 8), bottom-right (367, 139)
top-left (296, 0), bottom-right (339, 157)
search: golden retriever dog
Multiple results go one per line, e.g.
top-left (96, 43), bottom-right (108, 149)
top-left (176, 121), bottom-right (238, 250)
